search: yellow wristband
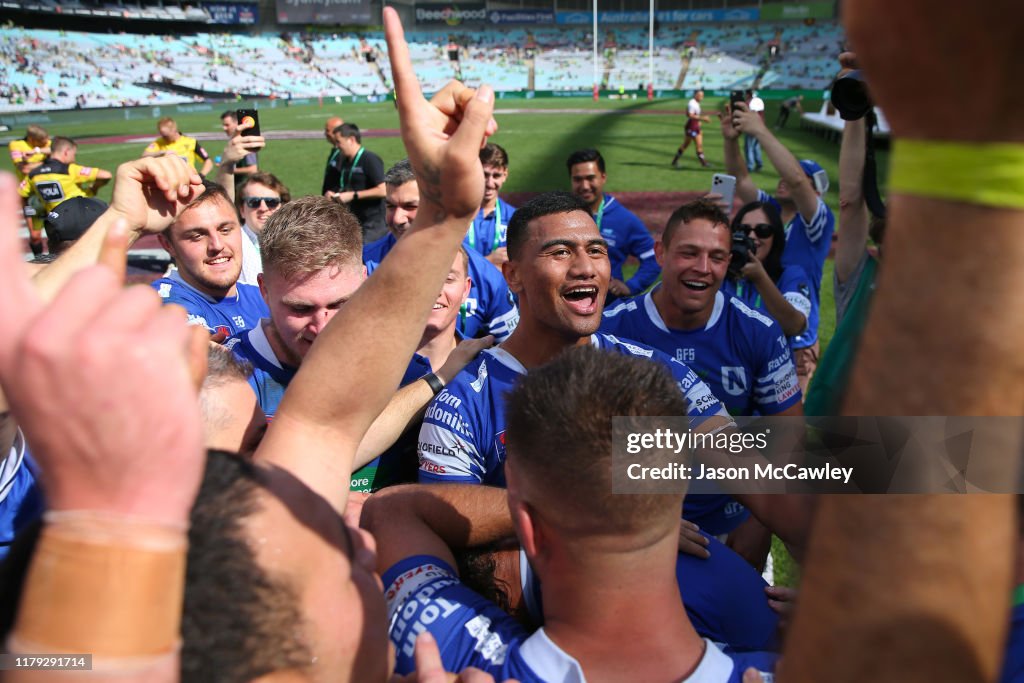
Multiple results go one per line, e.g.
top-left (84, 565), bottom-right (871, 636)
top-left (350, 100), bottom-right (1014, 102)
top-left (889, 139), bottom-right (1024, 209)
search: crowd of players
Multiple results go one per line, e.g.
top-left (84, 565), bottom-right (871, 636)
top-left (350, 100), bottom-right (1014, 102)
top-left (2, 1), bottom-right (1024, 681)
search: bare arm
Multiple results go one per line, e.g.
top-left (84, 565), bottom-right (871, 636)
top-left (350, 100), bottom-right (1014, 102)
top-left (363, 483), bottom-right (512, 574)
top-left (31, 158), bottom-right (204, 303)
top-left (253, 9), bottom-right (498, 516)
top-left (779, 1), bottom-right (1024, 680)
top-left (354, 336), bottom-right (494, 470)
top-left (836, 116), bottom-right (870, 284)
top-left (720, 104), bottom-right (759, 204)
top-left (740, 258), bottom-right (808, 337)
top-left (734, 103), bottom-right (820, 222)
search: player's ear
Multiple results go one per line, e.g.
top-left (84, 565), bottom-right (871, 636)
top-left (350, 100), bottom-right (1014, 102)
top-left (257, 272), bottom-right (269, 306)
top-left (157, 233), bottom-right (175, 258)
top-left (502, 258), bottom-right (522, 295)
top-left (654, 239), bottom-right (666, 267)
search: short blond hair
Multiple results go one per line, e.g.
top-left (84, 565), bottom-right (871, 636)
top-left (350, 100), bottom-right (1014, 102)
top-left (259, 196), bottom-right (363, 280)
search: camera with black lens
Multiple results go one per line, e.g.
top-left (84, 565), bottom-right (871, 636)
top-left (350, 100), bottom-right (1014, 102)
top-left (830, 69), bottom-right (872, 121)
top-left (728, 229), bottom-right (756, 277)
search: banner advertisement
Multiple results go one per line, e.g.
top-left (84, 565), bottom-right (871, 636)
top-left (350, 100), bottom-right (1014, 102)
top-left (414, 3), bottom-right (488, 25)
top-left (486, 8), bottom-right (554, 25)
top-left (202, 3), bottom-right (258, 25)
top-left (759, 2), bottom-right (835, 20)
top-left (275, 0), bottom-right (372, 25)
top-left (556, 7), bottom-right (759, 25)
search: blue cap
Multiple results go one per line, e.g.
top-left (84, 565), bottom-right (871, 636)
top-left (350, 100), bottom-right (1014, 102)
top-left (799, 160), bottom-right (829, 194)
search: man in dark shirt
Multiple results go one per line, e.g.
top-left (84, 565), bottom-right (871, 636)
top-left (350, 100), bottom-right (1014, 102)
top-left (327, 122), bottom-right (388, 243)
top-left (321, 115), bottom-right (343, 196)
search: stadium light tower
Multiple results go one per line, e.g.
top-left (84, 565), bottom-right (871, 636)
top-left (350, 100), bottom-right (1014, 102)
top-left (592, 0), bottom-right (599, 101)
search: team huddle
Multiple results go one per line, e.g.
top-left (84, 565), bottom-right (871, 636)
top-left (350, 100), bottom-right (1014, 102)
top-left (2, 2), bottom-right (1023, 682)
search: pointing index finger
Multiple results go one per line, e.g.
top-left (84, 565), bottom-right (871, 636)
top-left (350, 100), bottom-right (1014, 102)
top-left (383, 7), bottom-right (426, 122)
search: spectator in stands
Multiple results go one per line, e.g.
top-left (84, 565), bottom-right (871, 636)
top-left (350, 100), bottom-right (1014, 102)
top-left (17, 137), bottom-right (112, 258)
top-left (152, 183), bottom-right (268, 338)
top-left (369, 349), bottom-right (777, 680)
top-left (327, 122), bottom-right (388, 243)
top-left (774, 94), bottom-right (803, 129)
top-left (467, 142), bottom-right (516, 268)
top-left (219, 110), bottom-right (258, 182)
top-left (364, 158), bottom-right (519, 342)
top-left (235, 172), bottom-right (289, 287)
top-left (722, 103), bottom-right (834, 394)
top-left (745, 90), bottom-right (765, 172)
top-left (143, 116), bottom-right (213, 177)
top-left (672, 89), bottom-right (711, 169)
top-left (567, 148), bottom-right (659, 299)
top-left (321, 114), bottom-right (343, 195)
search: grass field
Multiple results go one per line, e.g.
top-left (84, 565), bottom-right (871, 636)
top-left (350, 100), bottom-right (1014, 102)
top-left (5, 96), bottom-right (872, 586)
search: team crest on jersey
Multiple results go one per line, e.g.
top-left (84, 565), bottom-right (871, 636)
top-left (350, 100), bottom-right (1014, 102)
top-left (494, 431), bottom-right (507, 461)
top-left (470, 360), bottom-right (489, 393)
top-left (722, 366), bottom-right (748, 396)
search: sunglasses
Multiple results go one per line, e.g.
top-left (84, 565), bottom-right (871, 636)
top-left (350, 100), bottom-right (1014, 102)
top-left (243, 196), bottom-right (281, 210)
top-left (740, 223), bottom-right (774, 239)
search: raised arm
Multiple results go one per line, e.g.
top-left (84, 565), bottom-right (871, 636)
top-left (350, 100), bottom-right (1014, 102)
top-left (836, 104), bottom-right (870, 284)
top-left (31, 157), bottom-right (204, 303)
top-left (733, 103), bottom-right (820, 222)
top-left (781, 1), bottom-right (1024, 681)
top-left (254, 8), bottom-right (498, 515)
top-left (721, 104), bottom-right (759, 204)
top-left (213, 134), bottom-right (266, 204)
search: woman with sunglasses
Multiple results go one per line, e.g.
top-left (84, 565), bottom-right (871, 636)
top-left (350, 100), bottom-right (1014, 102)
top-left (722, 200), bottom-right (813, 339)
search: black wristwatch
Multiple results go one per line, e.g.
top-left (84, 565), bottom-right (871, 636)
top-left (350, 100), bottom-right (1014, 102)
top-left (353, 191), bottom-right (359, 201)
top-left (422, 372), bottom-right (445, 395)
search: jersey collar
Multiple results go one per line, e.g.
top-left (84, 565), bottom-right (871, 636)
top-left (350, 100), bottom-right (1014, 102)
top-left (518, 629), bottom-right (587, 683)
top-left (645, 289), bottom-right (725, 333)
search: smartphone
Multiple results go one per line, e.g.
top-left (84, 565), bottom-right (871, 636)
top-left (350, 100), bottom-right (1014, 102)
top-left (711, 173), bottom-right (737, 210)
top-left (729, 90), bottom-right (745, 112)
top-left (236, 109), bottom-right (261, 137)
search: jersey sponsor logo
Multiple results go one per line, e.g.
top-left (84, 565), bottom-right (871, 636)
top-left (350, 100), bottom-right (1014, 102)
top-left (676, 347), bottom-right (695, 362)
top-left (36, 181), bottom-right (64, 202)
top-left (774, 371), bottom-right (799, 403)
top-left (419, 441), bottom-right (457, 458)
top-left (721, 366), bottom-right (748, 396)
top-left (679, 371), bottom-right (696, 391)
top-left (215, 325), bottom-right (231, 339)
top-left (418, 458), bottom-right (447, 474)
top-left (232, 316), bottom-right (245, 328)
top-left (689, 385), bottom-right (719, 413)
top-left (186, 313), bottom-right (210, 329)
top-left (777, 335), bottom-right (788, 350)
top-left (493, 431), bottom-right (506, 460)
top-left (158, 283), bottom-right (172, 298)
top-left (462, 297), bottom-right (479, 319)
top-left (435, 390), bottom-right (462, 410)
top-left (463, 615), bottom-right (511, 665)
top-left (470, 360), bottom-right (489, 393)
top-left (767, 353), bottom-right (791, 372)
top-left (78, 166), bottom-right (94, 177)
top-left (423, 403), bottom-right (474, 438)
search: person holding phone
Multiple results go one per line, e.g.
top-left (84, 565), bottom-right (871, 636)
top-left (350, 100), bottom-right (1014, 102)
top-left (220, 110), bottom-right (259, 180)
top-left (721, 200), bottom-right (813, 340)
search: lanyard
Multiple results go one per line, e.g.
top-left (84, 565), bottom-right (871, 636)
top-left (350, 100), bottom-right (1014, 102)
top-left (734, 280), bottom-right (762, 309)
top-left (469, 201), bottom-right (503, 252)
top-left (594, 197), bottom-right (605, 230)
top-left (1015, 585), bottom-right (1024, 608)
top-left (341, 146), bottom-right (365, 190)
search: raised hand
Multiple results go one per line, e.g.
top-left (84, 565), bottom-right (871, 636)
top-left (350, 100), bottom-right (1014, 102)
top-left (384, 7), bottom-right (497, 224)
top-left (0, 173), bottom-right (208, 526)
top-left (107, 155), bottom-right (206, 235)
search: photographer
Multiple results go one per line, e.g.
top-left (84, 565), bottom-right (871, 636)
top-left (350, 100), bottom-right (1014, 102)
top-left (721, 200), bottom-right (813, 339)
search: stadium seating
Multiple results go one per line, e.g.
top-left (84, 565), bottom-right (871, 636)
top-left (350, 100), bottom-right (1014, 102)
top-left (0, 20), bottom-right (843, 112)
